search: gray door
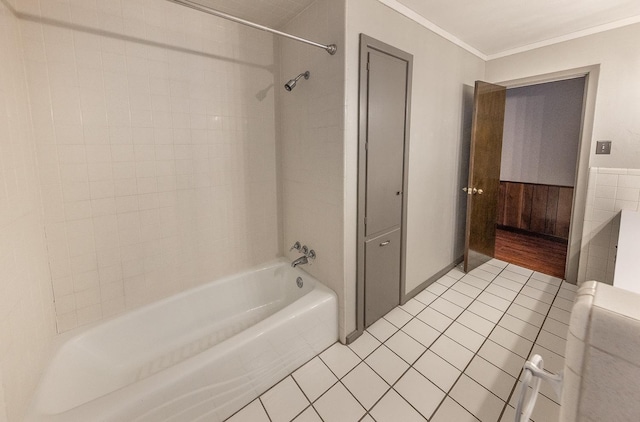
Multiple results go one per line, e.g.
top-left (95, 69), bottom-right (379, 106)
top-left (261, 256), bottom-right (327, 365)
top-left (365, 50), bottom-right (407, 237)
top-left (357, 36), bottom-right (412, 332)
top-left (365, 229), bottom-right (401, 324)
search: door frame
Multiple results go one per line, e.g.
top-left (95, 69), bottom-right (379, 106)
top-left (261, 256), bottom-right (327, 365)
top-left (355, 34), bottom-right (413, 337)
top-left (494, 64), bottom-right (599, 283)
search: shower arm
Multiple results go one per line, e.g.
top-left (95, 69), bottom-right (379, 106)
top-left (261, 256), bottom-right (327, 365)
top-left (166, 0), bottom-right (338, 55)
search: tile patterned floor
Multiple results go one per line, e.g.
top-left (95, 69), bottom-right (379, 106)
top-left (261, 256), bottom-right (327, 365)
top-left (227, 259), bottom-right (578, 422)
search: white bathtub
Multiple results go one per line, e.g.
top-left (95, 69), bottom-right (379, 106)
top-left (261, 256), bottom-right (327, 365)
top-left (26, 260), bottom-right (338, 421)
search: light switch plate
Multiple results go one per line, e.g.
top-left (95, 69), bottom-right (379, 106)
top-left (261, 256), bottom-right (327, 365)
top-left (596, 141), bottom-right (612, 154)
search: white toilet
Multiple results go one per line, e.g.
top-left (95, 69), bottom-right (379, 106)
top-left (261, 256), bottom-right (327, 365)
top-left (514, 280), bottom-right (640, 421)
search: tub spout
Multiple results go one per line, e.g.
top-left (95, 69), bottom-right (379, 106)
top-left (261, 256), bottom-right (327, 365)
top-left (291, 256), bottom-right (308, 268)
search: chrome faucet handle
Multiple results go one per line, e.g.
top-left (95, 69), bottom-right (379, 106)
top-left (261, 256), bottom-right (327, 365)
top-left (307, 250), bottom-right (316, 260)
top-left (289, 241), bottom-right (301, 252)
top-left (301, 245), bottom-right (309, 255)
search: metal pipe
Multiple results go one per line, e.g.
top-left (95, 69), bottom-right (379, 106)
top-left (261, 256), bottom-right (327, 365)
top-left (166, 0), bottom-right (337, 55)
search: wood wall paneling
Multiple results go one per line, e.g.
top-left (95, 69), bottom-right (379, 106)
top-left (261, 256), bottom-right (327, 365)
top-left (498, 181), bottom-right (573, 240)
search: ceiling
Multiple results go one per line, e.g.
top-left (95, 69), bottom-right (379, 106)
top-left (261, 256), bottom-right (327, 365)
top-left (190, 0), bottom-right (640, 59)
top-left (395, 0), bottom-right (640, 58)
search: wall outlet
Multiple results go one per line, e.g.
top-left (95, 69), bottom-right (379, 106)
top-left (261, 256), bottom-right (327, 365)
top-left (596, 140), bottom-right (612, 154)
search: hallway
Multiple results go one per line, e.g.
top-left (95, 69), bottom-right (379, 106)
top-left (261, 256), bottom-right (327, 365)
top-left (227, 259), bottom-right (575, 422)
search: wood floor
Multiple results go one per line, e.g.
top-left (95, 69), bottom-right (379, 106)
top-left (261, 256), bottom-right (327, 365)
top-left (494, 228), bottom-right (567, 279)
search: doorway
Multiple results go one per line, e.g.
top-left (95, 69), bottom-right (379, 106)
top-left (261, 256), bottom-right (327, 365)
top-left (496, 77), bottom-right (586, 279)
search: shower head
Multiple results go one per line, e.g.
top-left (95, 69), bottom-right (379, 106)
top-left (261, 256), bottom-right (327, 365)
top-left (284, 71), bottom-right (310, 91)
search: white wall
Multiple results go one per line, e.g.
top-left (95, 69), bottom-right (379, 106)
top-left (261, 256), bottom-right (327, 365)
top-left (487, 23), bottom-right (640, 170)
top-left (501, 78), bottom-right (585, 187)
top-left (0, 1), bottom-right (56, 420)
top-left (344, 0), bottom-right (485, 335)
top-left (16, 0), bottom-right (279, 332)
top-left (279, 0), bottom-right (347, 340)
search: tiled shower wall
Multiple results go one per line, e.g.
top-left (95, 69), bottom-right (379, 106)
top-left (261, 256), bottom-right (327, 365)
top-left (16, 0), bottom-right (279, 332)
top-left (279, 0), bottom-right (346, 339)
top-left (579, 167), bottom-right (640, 283)
top-left (0, 1), bottom-right (56, 420)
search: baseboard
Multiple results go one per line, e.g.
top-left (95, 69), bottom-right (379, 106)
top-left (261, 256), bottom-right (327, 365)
top-left (401, 256), bottom-right (464, 304)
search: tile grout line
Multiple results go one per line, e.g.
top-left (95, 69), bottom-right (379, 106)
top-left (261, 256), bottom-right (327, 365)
top-left (428, 262), bottom-right (533, 421)
top-left (497, 275), bottom-right (566, 421)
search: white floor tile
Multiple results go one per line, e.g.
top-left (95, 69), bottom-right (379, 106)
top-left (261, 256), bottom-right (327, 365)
top-left (447, 267), bottom-right (466, 280)
top-left (500, 405), bottom-right (521, 422)
top-left (493, 275), bottom-right (525, 292)
top-left (560, 281), bottom-right (578, 292)
top-left (313, 382), bottom-right (365, 422)
top-left (367, 317), bottom-right (398, 342)
top-left (414, 289), bottom-right (438, 306)
top-left (430, 397), bottom-right (478, 422)
top-left (457, 310), bottom-right (496, 337)
top-left (488, 258), bottom-right (509, 268)
top-left (478, 340), bottom-right (526, 378)
top-left (451, 280), bottom-right (483, 299)
top-left (514, 294), bottom-right (551, 315)
top-left (320, 343), bottom-right (361, 378)
top-left (401, 318), bottom-right (440, 347)
top-left (385, 329), bottom-right (426, 364)
top-left (227, 399), bottom-right (270, 422)
top-left (450, 375), bottom-right (504, 422)
top-left (510, 381), bottom-right (561, 421)
top-left (395, 368), bottom-right (446, 419)
top-left (431, 335), bottom-right (474, 371)
top-left (552, 296), bottom-right (574, 312)
top-left (486, 283), bottom-right (518, 301)
top-left (520, 285), bottom-right (555, 304)
top-left (260, 377), bottom-right (309, 422)
top-left (478, 291), bottom-right (512, 312)
top-left (415, 307), bottom-right (453, 332)
top-left (542, 317), bottom-right (569, 339)
top-left (468, 267), bottom-right (497, 282)
top-left (425, 282), bottom-right (447, 296)
top-left (547, 306), bottom-right (571, 325)
top-left (370, 389), bottom-right (427, 422)
top-left (489, 325), bottom-right (533, 358)
top-left (441, 288), bottom-right (474, 308)
top-left (429, 297), bottom-right (465, 319)
top-left (384, 307), bottom-right (412, 328)
top-left (435, 274), bottom-right (458, 287)
top-left (292, 406), bottom-right (322, 422)
top-left (459, 274), bottom-right (491, 290)
top-left (556, 287), bottom-right (576, 301)
top-left (478, 262), bottom-right (503, 274)
top-left (400, 298), bottom-right (426, 316)
top-left (445, 321), bottom-right (486, 352)
top-left (531, 272), bottom-right (562, 285)
top-left (498, 313), bottom-right (540, 342)
top-left (507, 303), bottom-right (545, 327)
top-left (342, 362), bottom-right (389, 410)
top-left (500, 270), bottom-right (530, 284)
top-left (535, 330), bottom-right (566, 357)
top-left (360, 415), bottom-right (375, 422)
top-left (365, 345), bottom-right (409, 384)
top-left (526, 278), bottom-right (560, 294)
top-left (464, 356), bottom-right (516, 401)
top-left (413, 349), bottom-right (461, 393)
top-left (293, 357), bottom-right (338, 402)
top-left (468, 300), bottom-right (505, 323)
top-left (506, 264), bottom-right (534, 277)
top-left (348, 330), bottom-right (381, 359)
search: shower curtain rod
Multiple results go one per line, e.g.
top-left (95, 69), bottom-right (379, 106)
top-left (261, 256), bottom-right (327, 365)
top-left (166, 0), bottom-right (338, 55)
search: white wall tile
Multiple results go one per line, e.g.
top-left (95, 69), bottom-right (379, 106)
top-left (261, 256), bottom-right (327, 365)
top-left (579, 168), bottom-right (640, 283)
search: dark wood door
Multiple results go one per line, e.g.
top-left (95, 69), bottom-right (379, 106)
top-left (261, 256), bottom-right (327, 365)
top-left (464, 81), bottom-right (507, 272)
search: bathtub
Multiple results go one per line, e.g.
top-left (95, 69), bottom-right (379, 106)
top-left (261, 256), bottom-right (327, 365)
top-left (26, 260), bottom-right (338, 421)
